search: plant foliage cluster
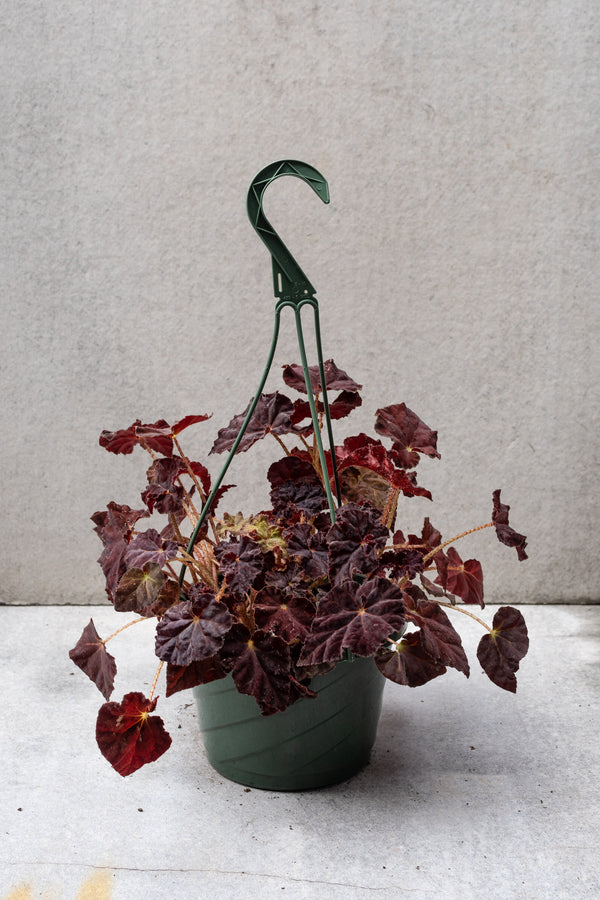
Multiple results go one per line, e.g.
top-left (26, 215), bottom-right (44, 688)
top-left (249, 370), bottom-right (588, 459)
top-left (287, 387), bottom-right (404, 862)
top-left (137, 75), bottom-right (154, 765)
top-left (70, 360), bottom-right (528, 776)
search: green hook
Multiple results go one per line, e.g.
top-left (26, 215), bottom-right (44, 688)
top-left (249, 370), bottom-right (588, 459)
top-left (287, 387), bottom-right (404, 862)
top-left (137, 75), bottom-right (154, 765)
top-left (247, 160), bottom-right (330, 302)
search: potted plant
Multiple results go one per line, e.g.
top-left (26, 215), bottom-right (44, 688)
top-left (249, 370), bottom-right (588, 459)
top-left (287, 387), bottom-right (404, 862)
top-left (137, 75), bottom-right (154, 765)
top-left (70, 358), bottom-right (529, 788)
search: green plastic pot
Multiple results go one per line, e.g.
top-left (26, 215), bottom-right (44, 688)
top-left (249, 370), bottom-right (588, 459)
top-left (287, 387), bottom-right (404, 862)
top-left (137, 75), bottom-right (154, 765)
top-left (193, 656), bottom-right (386, 791)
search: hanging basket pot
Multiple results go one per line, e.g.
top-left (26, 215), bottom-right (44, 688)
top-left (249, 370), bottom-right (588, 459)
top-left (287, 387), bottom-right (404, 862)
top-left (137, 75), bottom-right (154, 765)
top-left (193, 656), bottom-right (386, 791)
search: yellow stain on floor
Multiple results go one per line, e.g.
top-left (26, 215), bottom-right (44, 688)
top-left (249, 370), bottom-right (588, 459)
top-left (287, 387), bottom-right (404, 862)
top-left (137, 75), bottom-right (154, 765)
top-left (5, 887), bottom-right (33, 900)
top-left (75, 871), bottom-right (112, 900)
top-left (3, 871), bottom-right (112, 900)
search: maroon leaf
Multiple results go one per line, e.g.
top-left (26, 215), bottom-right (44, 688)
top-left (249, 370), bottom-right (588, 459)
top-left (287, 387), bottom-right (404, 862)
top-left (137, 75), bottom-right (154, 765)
top-left (282, 359), bottom-right (362, 394)
top-left (291, 391), bottom-right (363, 431)
top-left (336, 434), bottom-right (432, 500)
top-left (99, 420), bottom-right (149, 455)
top-left (155, 589), bottom-right (232, 667)
top-left (69, 619), bottom-right (117, 700)
top-left (91, 503), bottom-right (150, 599)
top-left (220, 625), bottom-right (292, 713)
top-left (375, 633), bottom-right (447, 686)
top-left (399, 517), bottom-right (442, 554)
top-left (214, 535), bottom-right (265, 598)
top-left (299, 577), bottom-right (405, 666)
top-left (434, 547), bottom-right (484, 607)
top-left (171, 414), bottom-right (212, 435)
top-left (326, 502), bottom-right (389, 584)
top-left (99, 419), bottom-right (171, 456)
top-left (492, 490), bottom-right (528, 561)
top-left (165, 656), bottom-right (227, 697)
top-left (124, 529), bottom-right (178, 569)
top-left (379, 547), bottom-right (425, 581)
top-left (285, 523), bottom-right (329, 581)
top-left (114, 564), bottom-right (166, 613)
top-left (477, 606), bottom-right (529, 692)
top-left (403, 587), bottom-right (469, 676)
top-left (267, 456), bottom-right (328, 516)
top-left (374, 403), bottom-right (440, 468)
top-left (254, 586), bottom-right (316, 642)
top-left (142, 457), bottom-right (188, 515)
top-left (96, 692), bottom-right (172, 776)
top-left (210, 392), bottom-right (296, 454)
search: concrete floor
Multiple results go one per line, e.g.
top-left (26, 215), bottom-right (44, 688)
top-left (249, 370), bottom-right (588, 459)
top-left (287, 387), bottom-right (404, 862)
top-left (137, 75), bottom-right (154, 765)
top-left (1, 604), bottom-right (598, 899)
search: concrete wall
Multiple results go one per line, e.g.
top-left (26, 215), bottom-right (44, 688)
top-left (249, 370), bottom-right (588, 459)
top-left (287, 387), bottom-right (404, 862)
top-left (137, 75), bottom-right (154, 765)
top-left (2, 1), bottom-right (598, 604)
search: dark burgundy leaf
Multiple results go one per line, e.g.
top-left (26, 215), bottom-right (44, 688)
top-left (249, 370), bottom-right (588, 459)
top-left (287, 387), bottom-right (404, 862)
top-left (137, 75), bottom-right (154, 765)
top-left (477, 606), bottom-right (529, 692)
top-left (282, 359), bottom-right (362, 394)
top-left (434, 547), bottom-right (484, 607)
top-left (124, 528), bottom-right (178, 569)
top-left (492, 490), bottom-right (528, 561)
top-left (267, 456), bottom-right (328, 516)
top-left (420, 574), bottom-right (455, 600)
top-left (142, 456), bottom-right (189, 515)
top-left (254, 586), bottom-right (316, 642)
top-left (210, 392), bottom-right (296, 455)
top-left (220, 625), bottom-right (292, 713)
top-left (96, 692), bottom-right (172, 776)
top-left (171, 414), bottom-right (212, 435)
top-left (327, 502), bottom-right (389, 584)
top-left (291, 391), bottom-right (363, 432)
top-left (285, 523), bottom-right (329, 581)
top-left (114, 564), bottom-right (166, 613)
top-left (336, 435), bottom-right (432, 500)
top-left (214, 535), bottom-right (265, 597)
top-left (69, 619), bottom-right (117, 700)
top-left (403, 588), bottom-right (469, 676)
top-left (155, 589), bottom-right (232, 666)
top-left (375, 633), bottom-right (447, 686)
top-left (399, 517), bottom-right (442, 554)
top-left (98, 420), bottom-right (146, 455)
top-left (165, 656), bottom-right (227, 697)
top-left (374, 403), bottom-right (440, 468)
top-left (91, 503), bottom-right (150, 599)
top-left (379, 547), bottom-right (425, 581)
top-left (299, 577), bottom-right (405, 665)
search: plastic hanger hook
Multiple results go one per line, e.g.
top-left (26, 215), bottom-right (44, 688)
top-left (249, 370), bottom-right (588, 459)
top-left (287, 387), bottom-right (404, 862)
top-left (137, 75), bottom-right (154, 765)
top-left (247, 160), bottom-right (329, 303)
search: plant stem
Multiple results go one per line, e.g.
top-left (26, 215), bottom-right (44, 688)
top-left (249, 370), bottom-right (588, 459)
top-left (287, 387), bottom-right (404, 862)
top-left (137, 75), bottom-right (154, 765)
top-left (422, 522), bottom-right (494, 565)
top-left (103, 617), bottom-right (149, 645)
top-left (272, 433), bottom-right (291, 456)
top-left (148, 661), bottom-right (164, 701)
top-left (172, 434), bottom-right (219, 542)
top-left (430, 598), bottom-right (492, 632)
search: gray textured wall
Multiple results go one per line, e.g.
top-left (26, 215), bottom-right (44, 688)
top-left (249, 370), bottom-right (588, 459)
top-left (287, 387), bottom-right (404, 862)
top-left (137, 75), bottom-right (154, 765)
top-left (2, 1), bottom-right (598, 604)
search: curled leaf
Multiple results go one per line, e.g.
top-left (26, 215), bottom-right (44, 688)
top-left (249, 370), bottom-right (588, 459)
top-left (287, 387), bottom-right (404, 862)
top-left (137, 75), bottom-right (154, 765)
top-left (374, 403), bottom-right (440, 468)
top-left (69, 619), bottom-right (117, 700)
top-left (434, 547), bottom-right (484, 608)
top-left (477, 606), bottom-right (529, 692)
top-left (492, 490), bottom-right (528, 560)
top-left (282, 359), bottom-right (361, 394)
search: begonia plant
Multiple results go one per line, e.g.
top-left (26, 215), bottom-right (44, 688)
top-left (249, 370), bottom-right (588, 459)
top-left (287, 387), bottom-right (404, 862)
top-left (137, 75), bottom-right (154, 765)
top-left (70, 360), bottom-right (528, 776)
